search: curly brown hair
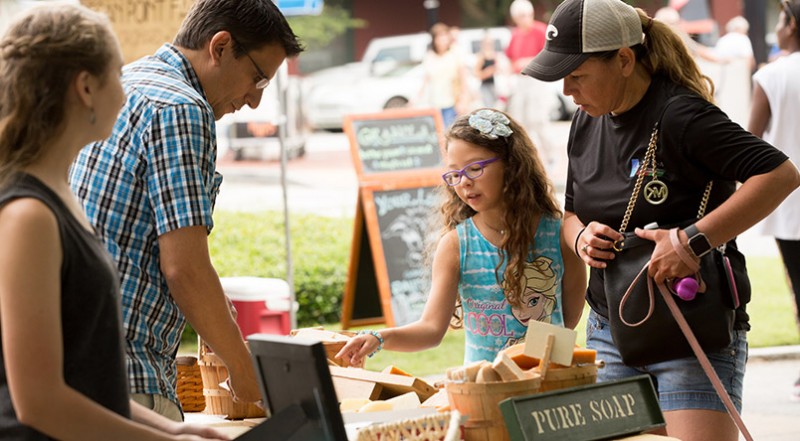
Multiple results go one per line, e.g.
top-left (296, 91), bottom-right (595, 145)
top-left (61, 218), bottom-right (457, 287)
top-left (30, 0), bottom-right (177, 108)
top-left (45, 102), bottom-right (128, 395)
top-left (441, 108), bottom-right (561, 327)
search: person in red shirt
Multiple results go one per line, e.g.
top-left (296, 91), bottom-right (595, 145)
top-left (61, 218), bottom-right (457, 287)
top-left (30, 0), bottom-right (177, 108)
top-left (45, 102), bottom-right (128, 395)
top-left (506, 0), bottom-right (548, 73)
top-left (505, 0), bottom-right (557, 168)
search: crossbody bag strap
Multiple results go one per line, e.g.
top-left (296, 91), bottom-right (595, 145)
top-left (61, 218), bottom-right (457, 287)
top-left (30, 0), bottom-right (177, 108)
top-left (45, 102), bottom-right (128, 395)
top-left (655, 280), bottom-right (753, 441)
top-left (614, 95), bottom-right (710, 250)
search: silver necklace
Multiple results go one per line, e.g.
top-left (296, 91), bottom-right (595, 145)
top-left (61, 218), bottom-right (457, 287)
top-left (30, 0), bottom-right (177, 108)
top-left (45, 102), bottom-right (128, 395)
top-left (481, 219), bottom-right (505, 236)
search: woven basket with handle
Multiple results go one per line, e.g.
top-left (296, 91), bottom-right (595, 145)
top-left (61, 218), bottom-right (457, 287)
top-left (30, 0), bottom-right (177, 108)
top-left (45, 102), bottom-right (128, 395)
top-left (176, 356), bottom-right (205, 412)
top-left (197, 339), bottom-right (266, 419)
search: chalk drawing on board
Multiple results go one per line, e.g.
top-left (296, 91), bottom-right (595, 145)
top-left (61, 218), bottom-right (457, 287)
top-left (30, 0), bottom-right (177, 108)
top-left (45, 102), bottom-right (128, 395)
top-left (374, 187), bottom-right (441, 326)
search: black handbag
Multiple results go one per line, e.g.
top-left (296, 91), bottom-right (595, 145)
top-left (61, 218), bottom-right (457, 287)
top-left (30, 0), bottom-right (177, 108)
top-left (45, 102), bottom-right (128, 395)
top-left (601, 101), bottom-right (748, 366)
top-left (604, 230), bottom-right (747, 366)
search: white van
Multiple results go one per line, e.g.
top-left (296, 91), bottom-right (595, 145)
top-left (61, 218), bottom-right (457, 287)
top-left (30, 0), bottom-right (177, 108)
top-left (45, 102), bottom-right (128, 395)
top-left (362, 27), bottom-right (512, 67)
top-left (303, 27), bottom-right (513, 131)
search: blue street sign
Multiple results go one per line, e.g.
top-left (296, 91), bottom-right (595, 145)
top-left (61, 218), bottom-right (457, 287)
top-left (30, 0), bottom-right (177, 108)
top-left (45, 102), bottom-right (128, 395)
top-left (275, 0), bottom-right (323, 16)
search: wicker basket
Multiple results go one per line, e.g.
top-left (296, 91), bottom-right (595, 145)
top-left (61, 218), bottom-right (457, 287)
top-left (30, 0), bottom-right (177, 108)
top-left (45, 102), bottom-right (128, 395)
top-left (540, 364), bottom-right (597, 392)
top-left (445, 375), bottom-right (541, 441)
top-left (356, 410), bottom-right (462, 441)
top-left (176, 356), bottom-right (205, 412)
top-left (198, 340), bottom-right (266, 419)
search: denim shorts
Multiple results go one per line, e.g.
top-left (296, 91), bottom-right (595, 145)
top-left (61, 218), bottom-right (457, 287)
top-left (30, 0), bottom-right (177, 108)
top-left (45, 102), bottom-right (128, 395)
top-left (586, 310), bottom-right (747, 413)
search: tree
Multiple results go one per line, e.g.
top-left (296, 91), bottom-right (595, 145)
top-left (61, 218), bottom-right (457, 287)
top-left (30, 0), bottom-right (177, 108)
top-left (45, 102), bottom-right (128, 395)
top-left (286, 2), bottom-right (365, 51)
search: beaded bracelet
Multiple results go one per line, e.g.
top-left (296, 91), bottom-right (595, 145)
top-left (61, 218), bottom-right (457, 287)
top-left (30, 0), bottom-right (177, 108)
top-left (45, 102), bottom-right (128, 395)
top-left (574, 226), bottom-right (587, 257)
top-left (358, 330), bottom-right (384, 358)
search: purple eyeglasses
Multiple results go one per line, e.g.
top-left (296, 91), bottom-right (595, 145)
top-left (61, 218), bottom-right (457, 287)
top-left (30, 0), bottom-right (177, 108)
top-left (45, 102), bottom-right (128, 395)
top-left (442, 157), bottom-right (500, 186)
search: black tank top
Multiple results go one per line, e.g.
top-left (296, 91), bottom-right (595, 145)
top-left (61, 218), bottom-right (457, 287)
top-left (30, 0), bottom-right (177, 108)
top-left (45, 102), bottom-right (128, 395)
top-left (0, 174), bottom-right (130, 440)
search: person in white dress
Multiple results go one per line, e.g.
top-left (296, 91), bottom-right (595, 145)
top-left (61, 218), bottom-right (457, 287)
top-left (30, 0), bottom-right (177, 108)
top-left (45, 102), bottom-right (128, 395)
top-left (748, 0), bottom-right (800, 402)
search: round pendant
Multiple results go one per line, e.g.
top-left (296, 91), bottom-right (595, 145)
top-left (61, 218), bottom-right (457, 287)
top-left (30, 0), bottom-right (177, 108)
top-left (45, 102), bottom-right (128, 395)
top-left (644, 179), bottom-right (669, 205)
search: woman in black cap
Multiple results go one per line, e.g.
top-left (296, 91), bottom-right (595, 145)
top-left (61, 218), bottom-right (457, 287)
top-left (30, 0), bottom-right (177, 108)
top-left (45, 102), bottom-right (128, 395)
top-left (524, 0), bottom-right (799, 440)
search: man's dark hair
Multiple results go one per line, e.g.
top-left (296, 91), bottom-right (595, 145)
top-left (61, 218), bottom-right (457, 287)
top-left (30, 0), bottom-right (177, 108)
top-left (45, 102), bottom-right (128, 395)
top-left (174, 0), bottom-right (303, 57)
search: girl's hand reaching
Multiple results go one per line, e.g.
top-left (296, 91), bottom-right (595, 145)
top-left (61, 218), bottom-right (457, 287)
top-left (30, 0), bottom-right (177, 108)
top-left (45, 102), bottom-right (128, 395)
top-left (335, 332), bottom-right (382, 367)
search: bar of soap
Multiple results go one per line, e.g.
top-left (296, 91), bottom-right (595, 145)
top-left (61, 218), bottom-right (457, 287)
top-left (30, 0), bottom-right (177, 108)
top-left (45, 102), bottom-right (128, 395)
top-left (340, 398), bottom-right (370, 413)
top-left (492, 352), bottom-right (528, 381)
top-left (446, 360), bottom-right (485, 382)
top-left (386, 391), bottom-right (420, 410)
top-left (476, 364), bottom-right (502, 383)
top-left (358, 400), bottom-right (393, 413)
top-left (381, 365), bottom-right (413, 377)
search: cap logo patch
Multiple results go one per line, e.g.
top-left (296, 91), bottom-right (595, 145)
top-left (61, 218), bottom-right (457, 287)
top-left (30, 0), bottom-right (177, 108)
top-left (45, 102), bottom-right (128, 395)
top-left (546, 24), bottom-right (559, 40)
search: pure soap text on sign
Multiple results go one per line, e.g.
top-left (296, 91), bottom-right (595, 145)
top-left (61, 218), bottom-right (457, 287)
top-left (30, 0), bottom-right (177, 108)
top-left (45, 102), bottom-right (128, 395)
top-left (529, 393), bottom-right (637, 434)
top-left (500, 375), bottom-right (665, 441)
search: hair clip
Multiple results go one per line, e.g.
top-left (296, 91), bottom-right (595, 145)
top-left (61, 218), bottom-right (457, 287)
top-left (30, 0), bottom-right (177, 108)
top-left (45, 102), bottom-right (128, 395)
top-left (468, 109), bottom-right (513, 140)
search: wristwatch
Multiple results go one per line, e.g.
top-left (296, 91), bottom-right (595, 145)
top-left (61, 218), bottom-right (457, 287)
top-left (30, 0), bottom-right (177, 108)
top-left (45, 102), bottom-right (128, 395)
top-left (683, 224), bottom-right (713, 258)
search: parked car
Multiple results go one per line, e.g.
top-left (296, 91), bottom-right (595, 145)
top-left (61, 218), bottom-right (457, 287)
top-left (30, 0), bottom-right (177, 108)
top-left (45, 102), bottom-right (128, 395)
top-left (216, 62), bottom-right (307, 160)
top-left (302, 27), bottom-right (575, 131)
top-left (303, 61), bottom-right (423, 131)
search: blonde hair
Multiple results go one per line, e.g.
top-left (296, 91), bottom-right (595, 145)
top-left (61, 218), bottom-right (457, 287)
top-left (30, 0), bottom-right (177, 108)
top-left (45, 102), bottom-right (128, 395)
top-left (636, 8), bottom-right (715, 102)
top-left (0, 4), bottom-right (116, 186)
top-left (441, 109), bottom-right (561, 326)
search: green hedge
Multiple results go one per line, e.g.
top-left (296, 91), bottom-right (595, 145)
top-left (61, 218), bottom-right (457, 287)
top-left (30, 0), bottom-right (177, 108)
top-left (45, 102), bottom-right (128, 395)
top-left (209, 210), bottom-right (353, 326)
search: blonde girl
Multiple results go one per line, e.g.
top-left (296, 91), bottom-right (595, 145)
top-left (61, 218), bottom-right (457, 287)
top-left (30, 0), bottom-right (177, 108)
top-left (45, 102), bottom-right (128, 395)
top-left (0, 5), bottom-right (227, 440)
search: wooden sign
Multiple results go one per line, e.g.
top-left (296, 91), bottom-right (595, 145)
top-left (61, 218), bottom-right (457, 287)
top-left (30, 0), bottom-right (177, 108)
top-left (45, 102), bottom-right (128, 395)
top-left (341, 109), bottom-right (445, 328)
top-left (499, 375), bottom-right (666, 441)
top-left (82, 0), bottom-right (196, 63)
top-left (346, 108), bottom-right (444, 183)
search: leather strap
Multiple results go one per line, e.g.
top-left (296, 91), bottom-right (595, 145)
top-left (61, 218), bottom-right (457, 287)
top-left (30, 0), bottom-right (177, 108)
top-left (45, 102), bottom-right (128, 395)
top-left (669, 228), bottom-right (707, 293)
top-left (669, 228), bottom-right (700, 271)
top-left (655, 279), bottom-right (753, 441)
top-left (620, 259), bottom-right (753, 440)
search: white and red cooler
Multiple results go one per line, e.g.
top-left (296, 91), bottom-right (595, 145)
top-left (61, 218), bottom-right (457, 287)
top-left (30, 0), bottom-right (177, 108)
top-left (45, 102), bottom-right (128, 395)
top-left (219, 277), bottom-right (292, 337)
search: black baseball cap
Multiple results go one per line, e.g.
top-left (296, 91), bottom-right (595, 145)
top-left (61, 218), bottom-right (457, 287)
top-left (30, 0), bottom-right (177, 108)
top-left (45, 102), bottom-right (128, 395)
top-left (523, 0), bottom-right (644, 82)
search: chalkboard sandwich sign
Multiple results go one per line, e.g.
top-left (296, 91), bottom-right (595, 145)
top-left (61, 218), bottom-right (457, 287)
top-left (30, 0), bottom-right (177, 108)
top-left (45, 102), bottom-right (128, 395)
top-left (344, 107), bottom-right (444, 183)
top-left (341, 108), bottom-right (445, 328)
top-left (499, 375), bottom-right (666, 441)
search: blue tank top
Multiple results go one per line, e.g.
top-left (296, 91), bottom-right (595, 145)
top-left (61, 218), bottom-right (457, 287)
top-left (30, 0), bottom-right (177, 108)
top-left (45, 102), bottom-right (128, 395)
top-left (457, 215), bottom-right (564, 363)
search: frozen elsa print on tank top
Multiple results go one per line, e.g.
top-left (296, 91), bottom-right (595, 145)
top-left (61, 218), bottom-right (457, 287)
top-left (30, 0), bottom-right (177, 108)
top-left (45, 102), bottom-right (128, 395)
top-left (457, 216), bottom-right (564, 363)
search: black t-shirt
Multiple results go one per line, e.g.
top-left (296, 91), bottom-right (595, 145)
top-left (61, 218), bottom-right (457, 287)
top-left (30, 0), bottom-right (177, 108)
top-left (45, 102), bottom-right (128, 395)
top-left (0, 174), bottom-right (130, 440)
top-left (565, 75), bottom-right (789, 326)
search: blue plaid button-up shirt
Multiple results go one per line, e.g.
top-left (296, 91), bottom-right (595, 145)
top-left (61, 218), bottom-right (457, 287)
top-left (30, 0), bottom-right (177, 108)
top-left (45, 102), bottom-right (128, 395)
top-left (70, 44), bottom-right (223, 405)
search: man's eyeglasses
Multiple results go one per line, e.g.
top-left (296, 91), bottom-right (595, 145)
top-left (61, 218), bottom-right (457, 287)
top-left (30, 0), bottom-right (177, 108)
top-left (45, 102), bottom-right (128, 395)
top-left (232, 37), bottom-right (270, 89)
top-left (242, 51), bottom-right (270, 89)
top-left (442, 157), bottom-right (500, 186)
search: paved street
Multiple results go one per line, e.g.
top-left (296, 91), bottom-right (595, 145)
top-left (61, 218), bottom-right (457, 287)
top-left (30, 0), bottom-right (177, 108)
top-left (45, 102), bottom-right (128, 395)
top-left (742, 355), bottom-right (800, 440)
top-left (215, 125), bottom-right (799, 439)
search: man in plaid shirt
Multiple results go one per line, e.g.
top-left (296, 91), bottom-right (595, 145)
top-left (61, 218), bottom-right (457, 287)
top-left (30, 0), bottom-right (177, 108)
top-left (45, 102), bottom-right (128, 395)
top-left (69, 0), bottom-right (303, 420)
